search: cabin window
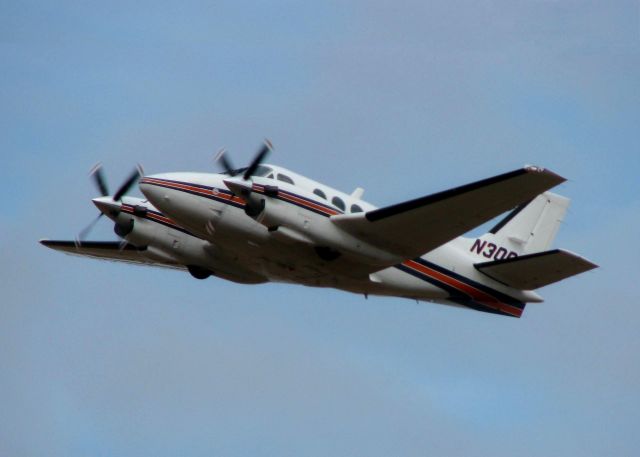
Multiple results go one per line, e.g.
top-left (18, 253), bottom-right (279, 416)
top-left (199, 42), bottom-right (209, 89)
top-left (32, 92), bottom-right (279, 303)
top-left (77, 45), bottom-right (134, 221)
top-left (254, 166), bottom-right (273, 177)
top-left (332, 196), bottom-right (345, 212)
top-left (277, 174), bottom-right (295, 185)
top-left (350, 204), bottom-right (363, 213)
top-left (266, 173), bottom-right (274, 179)
top-left (313, 188), bottom-right (327, 200)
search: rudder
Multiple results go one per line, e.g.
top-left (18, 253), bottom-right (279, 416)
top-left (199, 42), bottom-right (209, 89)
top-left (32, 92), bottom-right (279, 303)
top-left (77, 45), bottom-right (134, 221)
top-left (484, 192), bottom-right (569, 255)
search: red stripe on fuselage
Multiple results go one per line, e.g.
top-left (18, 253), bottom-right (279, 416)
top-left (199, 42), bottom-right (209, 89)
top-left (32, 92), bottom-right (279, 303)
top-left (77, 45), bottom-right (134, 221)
top-left (252, 183), bottom-right (339, 216)
top-left (141, 178), bottom-right (245, 205)
top-left (402, 260), bottom-right (523, 317)
top-left (121, 204), bottom-right (185, 232)
top-left (279, 192), bottom-right (339, 216)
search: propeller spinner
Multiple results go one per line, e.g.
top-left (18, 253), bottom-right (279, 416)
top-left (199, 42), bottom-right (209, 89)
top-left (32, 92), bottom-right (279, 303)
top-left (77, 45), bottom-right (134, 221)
top-left (216, 140), bottom-right (273, 218)
top-left (77, 164), bottom-right (143, 242)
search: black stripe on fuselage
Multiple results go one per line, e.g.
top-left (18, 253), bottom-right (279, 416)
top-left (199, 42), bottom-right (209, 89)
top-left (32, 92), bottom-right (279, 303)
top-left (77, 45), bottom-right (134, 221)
top-left (144, 177), bottom-right (343, 216)
top-left (394, 264), bottom-right (521, 317)
top-left (141, 179), bottom-right (245, 210)
top-left (121, 205), bottom-right (195, 236)
top-left (252, 186), bottom-right (341, 217)
top-left (411, 257), bottom-right (524, 309)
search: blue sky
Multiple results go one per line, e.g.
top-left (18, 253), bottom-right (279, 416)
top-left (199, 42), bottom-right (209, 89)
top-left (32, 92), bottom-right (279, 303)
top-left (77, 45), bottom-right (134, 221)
top-left (2, 1), bottom-right (639, 455)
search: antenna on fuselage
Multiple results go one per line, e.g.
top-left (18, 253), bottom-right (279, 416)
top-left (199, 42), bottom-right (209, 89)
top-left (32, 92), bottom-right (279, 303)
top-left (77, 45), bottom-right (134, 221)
top-left (351, 187), bottom-right (365, 199)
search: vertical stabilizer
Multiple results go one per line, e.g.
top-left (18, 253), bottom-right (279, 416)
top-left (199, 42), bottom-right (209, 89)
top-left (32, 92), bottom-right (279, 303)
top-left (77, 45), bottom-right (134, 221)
top-left (485, 192), bottom-right (569, 255)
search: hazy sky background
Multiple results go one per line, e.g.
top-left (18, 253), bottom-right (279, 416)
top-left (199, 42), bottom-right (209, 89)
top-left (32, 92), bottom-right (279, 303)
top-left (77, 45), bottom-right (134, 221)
top-left (2, 1), bottom-right (639, 455)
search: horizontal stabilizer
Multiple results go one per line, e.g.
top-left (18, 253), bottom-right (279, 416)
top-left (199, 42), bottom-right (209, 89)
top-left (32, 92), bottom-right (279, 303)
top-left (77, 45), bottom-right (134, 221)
top-left (332, 166), bottom-right (565, 261)
top-left (475, 249), bottom-right (598, 290)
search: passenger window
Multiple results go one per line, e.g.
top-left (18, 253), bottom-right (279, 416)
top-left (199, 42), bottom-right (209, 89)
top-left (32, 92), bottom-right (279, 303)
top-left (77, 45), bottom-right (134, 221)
top-left (350, 204), bottom-right (363, 213)
top-left (266, 173), bottom-right (274, 179)
top-left (313, 188), bottom-right (327, 200)
top-left (277, 174), bottom-right (295, 185)
top-left (331, 196), bottom-right (345, 212)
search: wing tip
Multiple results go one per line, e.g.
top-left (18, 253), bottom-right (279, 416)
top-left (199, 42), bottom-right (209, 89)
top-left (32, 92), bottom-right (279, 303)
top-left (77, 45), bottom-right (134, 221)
top-left (39, 239), bottom-right (80, 251)
top-left (523, 165), bottom-right (566, 186)
top-left (555, 248), bottom-right (599, 271)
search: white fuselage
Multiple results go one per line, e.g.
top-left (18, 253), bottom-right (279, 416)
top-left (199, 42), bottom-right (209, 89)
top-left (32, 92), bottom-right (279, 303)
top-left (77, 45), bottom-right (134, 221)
top-left (103, 164), bottom-right (540, 318)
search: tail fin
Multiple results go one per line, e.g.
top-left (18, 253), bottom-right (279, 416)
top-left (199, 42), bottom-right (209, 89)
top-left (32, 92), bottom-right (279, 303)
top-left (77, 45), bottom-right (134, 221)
top-left (483, 192), bottom-right (569, 255)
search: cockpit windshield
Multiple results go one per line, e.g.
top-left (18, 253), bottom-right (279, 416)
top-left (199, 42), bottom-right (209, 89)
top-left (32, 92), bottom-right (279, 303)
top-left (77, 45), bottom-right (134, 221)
top-left (222, 165), bottom-right (273, 177)
top-left (253, 165), bottom-right (273, 177)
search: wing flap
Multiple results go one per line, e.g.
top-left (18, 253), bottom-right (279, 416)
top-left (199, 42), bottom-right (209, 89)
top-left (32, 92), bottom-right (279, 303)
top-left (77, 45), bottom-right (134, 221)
top-left (40, 240), bottom-right (184, 270)
top-left (332, 166), bottom-right (565, 260)
top-left (475, 249), bottom-right (598, 290)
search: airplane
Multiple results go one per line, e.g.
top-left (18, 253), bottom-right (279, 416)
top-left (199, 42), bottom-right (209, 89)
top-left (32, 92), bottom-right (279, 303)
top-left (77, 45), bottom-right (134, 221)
top-left (41, 142), bottom-right (597, 318)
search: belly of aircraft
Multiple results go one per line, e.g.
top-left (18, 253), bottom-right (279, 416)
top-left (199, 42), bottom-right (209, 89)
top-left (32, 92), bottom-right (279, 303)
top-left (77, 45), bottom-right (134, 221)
top-left (215, 234), bottom-right (448, 301)
top-left (145, 184), bottom-right (449, 300)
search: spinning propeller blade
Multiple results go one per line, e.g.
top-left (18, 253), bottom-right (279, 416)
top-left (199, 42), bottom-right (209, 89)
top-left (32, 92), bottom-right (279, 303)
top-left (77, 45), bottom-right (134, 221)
top-left (77, 213), bottom-right (103, 242)
top-left (89, 163), bottom-right (109, 197)
top-left (113, 166), bottom-right (142, 202)
top-left (215, 148), bottom-right (237, 176)
top-left (215, 140), bottom-right (272, 180)
top-left (243, 140), bottom-right (272, 180)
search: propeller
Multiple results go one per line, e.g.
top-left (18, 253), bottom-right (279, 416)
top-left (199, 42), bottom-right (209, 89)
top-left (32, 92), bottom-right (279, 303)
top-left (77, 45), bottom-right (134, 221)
top-left (76, 164), bottom-right (143, 243)
top-left (243, 141), bottom-right (271, 180)
top-left (89, 163), bottom-right (109, 197)
top-left (113, 166), bottom-right (144, 202)
top-left (216, 139), bottom-right (273, 218)
top-left (215, 140), bottom-right (272, 180)
top-left (215, 140), bottom-right (272, 218)
top-left (215, 148), bottom-right (237, 176)
top-left (77, 213), bottom-right (103, 243)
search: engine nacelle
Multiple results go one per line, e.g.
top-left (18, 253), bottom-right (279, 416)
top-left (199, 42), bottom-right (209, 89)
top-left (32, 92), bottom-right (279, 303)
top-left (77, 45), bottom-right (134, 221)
top-left (253, 190), bottom-right (403, 266)
top-left (113, 204), bottom-right (159, 248)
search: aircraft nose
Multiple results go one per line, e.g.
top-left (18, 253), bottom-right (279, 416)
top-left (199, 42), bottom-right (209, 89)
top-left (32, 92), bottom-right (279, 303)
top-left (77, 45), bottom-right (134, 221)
top-left (139, 171), bottom-right (216, 207)
top-left (138, 173), bottom-right (185, 208)
top-left (138, 177), bottom-right (150, 194)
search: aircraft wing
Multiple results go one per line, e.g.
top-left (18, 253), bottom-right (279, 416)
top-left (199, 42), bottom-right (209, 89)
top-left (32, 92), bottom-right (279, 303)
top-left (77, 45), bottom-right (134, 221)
top-left (40, 240), bottom-right (184, 271)
top-left (331, 166), bottom-right (565, 260)
top-left (475, 249), bottom-right (597, 290)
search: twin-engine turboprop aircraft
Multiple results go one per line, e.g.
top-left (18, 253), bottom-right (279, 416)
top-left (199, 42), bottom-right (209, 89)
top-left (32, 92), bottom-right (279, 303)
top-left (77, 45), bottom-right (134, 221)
top-left (41, 142), bottom-right (597, 318)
